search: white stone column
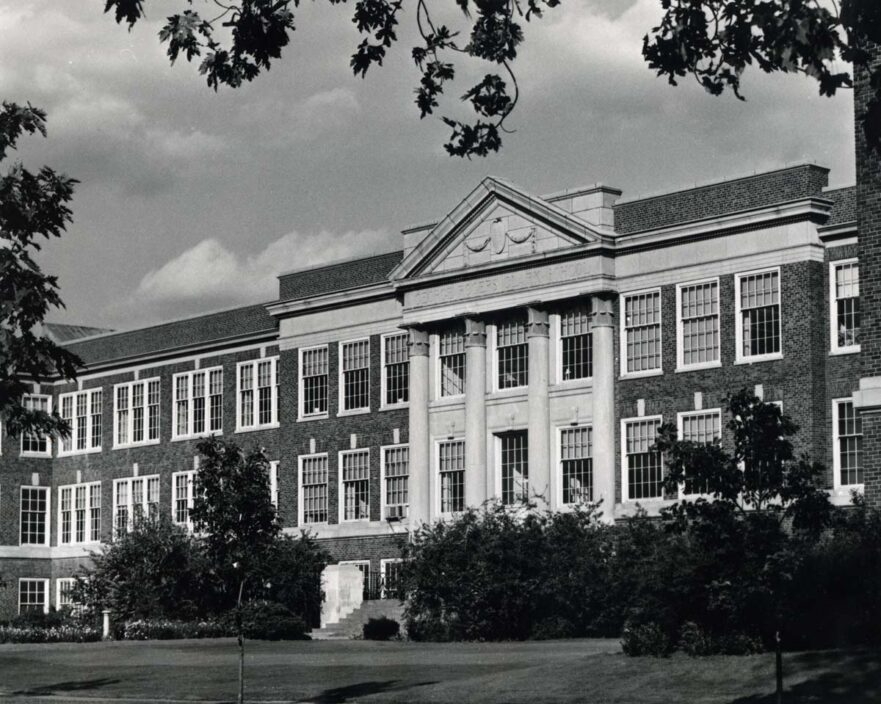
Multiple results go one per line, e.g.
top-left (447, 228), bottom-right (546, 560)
top-left (527, 306), bottom-right (551, 509)
top-left (464, 317), bottom-right (487, 508)
top-left (590, 294), bottom-right (616, 522)
top-left (408, 328), bottom-right (431, 525)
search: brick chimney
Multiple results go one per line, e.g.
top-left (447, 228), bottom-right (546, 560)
top-left (852, 42), bottom-right (881, 506)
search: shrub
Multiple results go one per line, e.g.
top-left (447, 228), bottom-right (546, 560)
top-left (0, 624), bottom-right (101, 644)
top-left (678, 622), bottom-right (715, 656)
top-left (237, 601), bottom-right (309, 641)
top-left (123, 619), bottom-right (232, 640)
top-left (530, 616), bottom-right (577, 640)
top-left (363, 617), bottom-right (400, 641)
top-left (621, 621), bottom-right (673, 657)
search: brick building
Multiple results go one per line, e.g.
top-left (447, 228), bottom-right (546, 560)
top-left (0, 159), bottom-right (870, 620)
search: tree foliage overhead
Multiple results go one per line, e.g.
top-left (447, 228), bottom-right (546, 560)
top-left (106, 0), bottom-right (881, 157)
top-left (0, 102), bottom-right (80, 440)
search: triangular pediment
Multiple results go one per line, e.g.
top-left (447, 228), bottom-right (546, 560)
top-left (390, 177), bottom-right (609, 281)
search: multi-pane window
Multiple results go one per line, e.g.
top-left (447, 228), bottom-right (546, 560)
top-left (21, 394), bottom-right (51, 456)
top-left (383, 445), bottom-right (409, 519)
top-left (738, 269), bottom-right (781, 359)
top-left (560, 306), bottom-right (592, 381)
top-left (341, 340), bottom-right (370, 412)
top-left (560, 426), bottom-right (592, 504)
top-left (500, 431), bottom-right (529, 505)
top-left (237, 357), bottom-right (279, 429)
top-left (59, 389), bottom-right (102, 454)
top-left (383, 333), bottom-right (409, 407)
top-left (114, 379), bottom-right (160, 447)
top-left (623, 291), bottom-right (662, 374)
top-left (439, 328), bottom-right (466, 397)
top-left (20, 486), bottom-right (48, 545)
top-left (300, 454), bottom-right (328, 524)
top-left (59, 482), bottom-right (101, 545)
top-left (172, 471), bottom-right (196, 528)
top-left (113, 475), bottom-right (160, 535)
top-left (56, 578), bottom-right (79, 612)
top-left (678, 411), bottom-right (722, 496)
top-left (832, 261), bottom-right (860, 351)
top-left (624, 418), bottom-right (663, 500)
top-left (19, 579), bottom-right (48, 615)
top-left (438, 440), bottom-right (465, 513)
top-left (341, 450), bottom-right (370, 520)
top-left (678, 280), bottom-right (720, 368)
top-left (300, 346), bottom-right (329, 418)
top-left (173, 368), bottom-right (222, 439)
top-left (381, 559), bottom-right (404, 599)
top-left (497, 317), bottom-right (528, 389)
top-left (834, 400), bottom-right (863, 487)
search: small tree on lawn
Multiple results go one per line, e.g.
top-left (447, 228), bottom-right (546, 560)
top-left (190, 437), bottom-right (279, 704)
top-left (654, 389), bottom-right (833, 695)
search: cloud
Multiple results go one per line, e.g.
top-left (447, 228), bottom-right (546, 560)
top-left (126, 228), bottom-right (396, 325)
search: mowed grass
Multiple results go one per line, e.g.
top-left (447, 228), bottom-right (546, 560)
top-left (0, 638), bottom-right (879, 704)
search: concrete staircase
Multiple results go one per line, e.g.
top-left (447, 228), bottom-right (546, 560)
top-left (310, 599), bottom-right (405, 640)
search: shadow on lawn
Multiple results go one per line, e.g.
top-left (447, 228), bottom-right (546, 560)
top-left (302, 679), bottom-right (438, 703)
top-left (730, 650), bottom-right (881, 704)
top-left (13, 678), bottom-right (121, 696)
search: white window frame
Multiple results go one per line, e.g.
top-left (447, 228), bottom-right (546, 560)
top-left (236, 357), bottom-right (279, 431)
top-left (18, 578), bottom-right (49, 615)
top-left (172, 470), bottom-right (197, 530)
top-left (832, 398), bottom-right (864, 491)
top-left (339, 448), bottom-right (371, 523)
top-left (57, 481), bottom-right (102, 545)
top-left (58, 389), bottom-right (103, 456)
top-left (830, 259), bottom-right (860, 355)
top-left (557, 424), bottom-right (593, 507)
top-left (735, 267), bottom-right (783, 364)
top-left (492, 318), bottom-right (529, 392)
top-left (380, 443), bottom-right (409, 520)
top-left (620, 288), bottom-right (663, 378)
top-left (56, 577), bottom-right (81, 612)
top-left (20, 394), bottom-right (52, 457)
top-left (19, 485), bottom-right (50, 546)
top-left (621, 415), bottom-right (664, 503)
top-left (676, 278), bottom-right (721, 371)
top-left (676, 409), bottom-right (722, 499)
top-left (172, 367), bottom-right (223, 440)
top-left (113, 378), bottom-right (161, 449)
top-left (298, 453), bottom-right (329, 526)
top-left (556, 306), bottom-right (593, 384)
top-left (112, 474), bottom-right (161, 536)
top-left (496, 429), bottom-right (529, 506)
top-left (380, 332), bottom-right (410, 410)
top-left (298, 345), bottom-right (329, 420)
top-left (380, 558), bottom-right (404, 598)
top-left (436, 328), bottom-right (466, 399)
top-left (436, 437), bottom-right (466, 515)
top-left (338, 338), bottom-right (371, 415)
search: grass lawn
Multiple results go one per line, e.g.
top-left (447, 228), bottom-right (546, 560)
top-left (0, 638), bottom-right (878, 704)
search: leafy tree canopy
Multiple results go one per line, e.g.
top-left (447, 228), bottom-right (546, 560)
top-left (0, 102), bottom-right (80, 440)
top-left (106, 0), bottom-right (881, 157)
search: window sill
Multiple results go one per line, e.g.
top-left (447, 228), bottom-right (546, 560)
top-left (829, 347), bottom-right (860, 356)
top-left (235, 423), bottom-right (280, 434)
top-left (337, 408), bottom-right (371, 418)
top-left (170, 432), bottom-right (220, 443)
top-left (297, 413), bottom-right (329, 423)
top-left (619, 369), bottom-right (663, 381)
top-left (57, 447), bottom-right (103, 457)
top-left (112, 439), bottom-right (162, 450)
top-left (550, 377), bottom-right (594, 389)
top-left (733, 353), bottom-right (783, 365)
top-left (487, 388), bottom-right (528, 402)
top-left (20, 452), bottom-right (53, 459)
top-left (380, 403), bottom-right (409, 412)
top-left (675, 362), bottom-right (722, 374)
top-left (429, 396), bottom-right (465, 409)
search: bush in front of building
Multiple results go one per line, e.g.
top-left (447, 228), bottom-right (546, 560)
top-left (363, 616), bottom-right (400, 641)
top-left (234, 601), bottom-right (310, 640)
top-left (122, 618), bottom-right (233, 640)
top-left (0, 623), bottom-right (102, 644)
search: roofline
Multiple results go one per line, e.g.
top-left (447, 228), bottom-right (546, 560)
top-left (275, 248), bottom-right (403, 280)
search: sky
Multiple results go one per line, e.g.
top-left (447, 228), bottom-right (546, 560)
top-left (0, 0), bottom-right (855, 331)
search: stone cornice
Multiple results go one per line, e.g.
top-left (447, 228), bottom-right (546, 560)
top-left (266, 282), bottom-right (397, 319)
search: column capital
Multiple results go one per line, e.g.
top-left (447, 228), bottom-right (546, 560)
top-left (590, 292), bottom-right (616, 330)
top-left (526, 305), bottom-right (550, 338)
top-left (464, 316), bottom-right (487, 347)
top-left (408, 327), bottom-right (430, 357)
